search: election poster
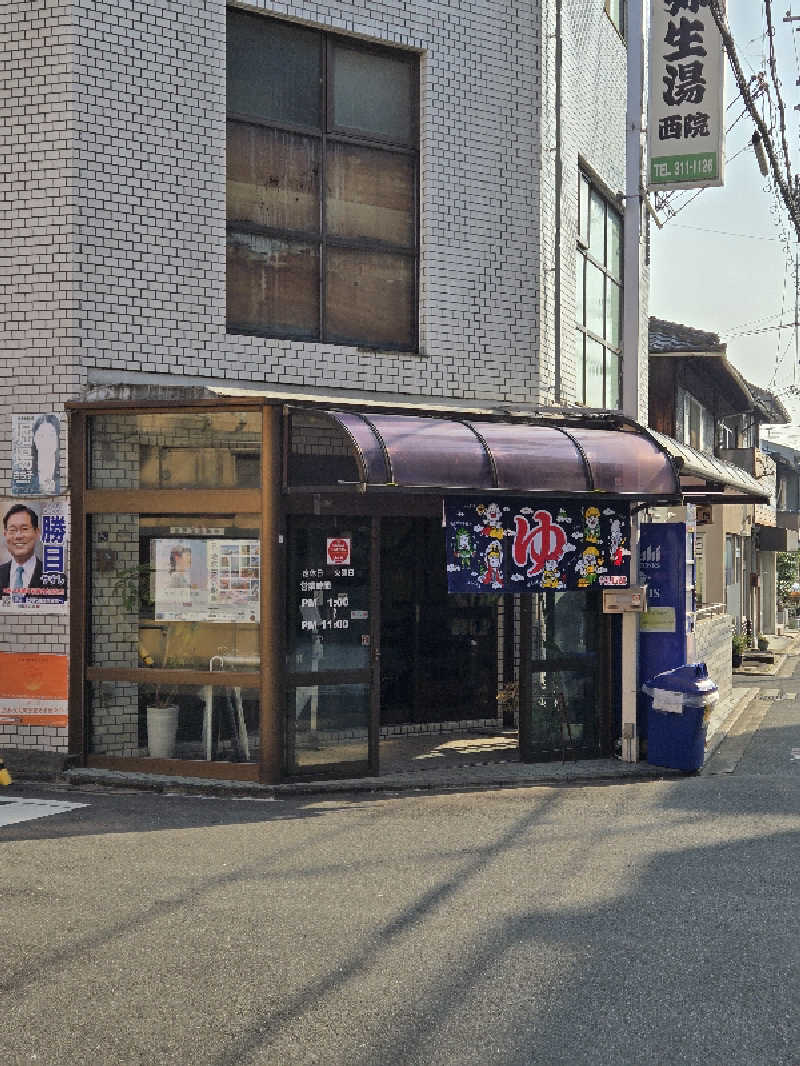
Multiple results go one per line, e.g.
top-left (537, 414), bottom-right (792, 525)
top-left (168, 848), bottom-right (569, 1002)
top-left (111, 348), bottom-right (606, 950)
top-left (11, 413), bottom-right (63, 496)
top-left (0, 498), bottom-right (69, 613)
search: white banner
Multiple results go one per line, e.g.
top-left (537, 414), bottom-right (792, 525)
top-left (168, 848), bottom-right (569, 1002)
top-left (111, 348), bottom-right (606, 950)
top-left (647, 0), bottom-right (725, 190)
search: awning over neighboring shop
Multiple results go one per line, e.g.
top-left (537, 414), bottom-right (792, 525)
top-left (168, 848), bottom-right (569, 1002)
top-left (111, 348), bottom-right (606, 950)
top-left (649, 430), bottom-right (772, 504)
top-left (306, 411), bottom-right (682, 499)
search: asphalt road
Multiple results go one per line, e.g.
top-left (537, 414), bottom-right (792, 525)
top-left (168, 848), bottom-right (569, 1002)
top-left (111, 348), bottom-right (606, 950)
top-left (2, 699), bottom-right (799, 1066)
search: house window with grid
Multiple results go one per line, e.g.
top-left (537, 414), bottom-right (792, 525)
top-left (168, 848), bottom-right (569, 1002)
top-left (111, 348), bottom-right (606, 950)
top-left (226, 10), bottom-right (419, 350)
top-left (605, 0), bottom-right (624, 37)
top-left (575, 173), bottom-right (622, 409)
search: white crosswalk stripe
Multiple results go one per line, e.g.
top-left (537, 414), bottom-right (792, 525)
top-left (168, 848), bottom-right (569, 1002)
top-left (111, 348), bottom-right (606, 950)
top-left (0, 798), bottom-right (87, 827)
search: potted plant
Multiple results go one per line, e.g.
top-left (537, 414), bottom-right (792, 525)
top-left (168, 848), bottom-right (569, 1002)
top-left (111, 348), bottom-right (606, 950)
top-left (757, 635), bottom-right (769, 652)
top-left (113, 563), bottom-right (191, 758)
top-left (732, 632), bottom-right (747, 668)
top-left (496, 681), bottom-right (519, 728)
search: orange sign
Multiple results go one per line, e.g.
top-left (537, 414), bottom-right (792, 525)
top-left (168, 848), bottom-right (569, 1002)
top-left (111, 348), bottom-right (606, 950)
top-left (0, 652), bottom-right (68, 726)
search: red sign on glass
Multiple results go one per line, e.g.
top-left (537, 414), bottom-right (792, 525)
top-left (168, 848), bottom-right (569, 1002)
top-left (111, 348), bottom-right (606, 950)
top-left (326, 537), bottom-right (351, 566)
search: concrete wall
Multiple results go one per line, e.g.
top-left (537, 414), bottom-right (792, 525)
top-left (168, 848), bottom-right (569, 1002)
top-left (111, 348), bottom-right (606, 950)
top-left (695, 612), bottom-right (732, 709)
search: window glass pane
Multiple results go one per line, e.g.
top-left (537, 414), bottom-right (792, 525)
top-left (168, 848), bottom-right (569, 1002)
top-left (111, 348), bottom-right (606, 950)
top-left (287, 517), bottom-right (371, 672)
top-left (606, 349), bottom-right (620, 409)
top-left (585, 260), bottom-right (604, 337)
top-left (578, 175), bottom-right (590, 245)
top-left (607, 208), bottom-right (623, 280)
top-left (227, 124), bottom-right (320, 232)
top-left (575, 251), bottom-right (585, 324)
top-left (575, 328), bottom-right (586, 404)
top-left (588, 189), bottom-right (605, 261)
top-left (89, 412), bottom-right (262, 490)
top-left (606, 0), bottom-right (623, 33)
top-left (227, 11), bottom-right (321, 127)
top-left (326, 143), bottom-right (415, 245)
top-left (326, 248), bottom-right (414, 348)
top-left (332, 43), bottom-right (414, 143)
top-left (288, 683), bottom-right (369, 772)
top-left (227, 232), bottom-right (319, 338)
top-left (89, 514), bottom-right (261, 671)
top-left (89, 680), bottom-right (259, 763)
top-left (606, 279), bottom-right (621, 347)
top-left (586, 337), bottom-right (605, 407)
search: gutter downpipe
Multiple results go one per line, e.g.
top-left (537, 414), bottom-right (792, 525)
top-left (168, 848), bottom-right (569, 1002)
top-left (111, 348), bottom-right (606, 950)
top-left (621, 0), bottom-right (645, 761)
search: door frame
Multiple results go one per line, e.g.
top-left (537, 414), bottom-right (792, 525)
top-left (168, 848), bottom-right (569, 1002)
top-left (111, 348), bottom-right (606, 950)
top-left (283, 512), bottom-right (381, 779)
top-left (518, 590), bottom-right (611, 760)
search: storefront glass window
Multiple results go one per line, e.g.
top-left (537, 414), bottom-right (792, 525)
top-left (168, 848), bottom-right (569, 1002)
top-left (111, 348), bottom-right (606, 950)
top-left (287, 683), bottom-right (370, 772)
top-left (88, 411), bottom-right (262, 490)
top-left (89, 514), bottom-right (261, 671)
top-left (88, 681), bottom-right (259, 762)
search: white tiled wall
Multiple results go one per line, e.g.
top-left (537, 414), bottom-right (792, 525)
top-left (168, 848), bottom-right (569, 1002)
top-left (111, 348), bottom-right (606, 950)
top-left (1, 0), bottom-right (646, 752)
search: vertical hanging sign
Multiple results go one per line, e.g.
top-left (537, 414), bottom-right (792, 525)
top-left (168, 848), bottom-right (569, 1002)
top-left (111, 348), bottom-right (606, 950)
top-left (647, 0), bottom-right (725, 190)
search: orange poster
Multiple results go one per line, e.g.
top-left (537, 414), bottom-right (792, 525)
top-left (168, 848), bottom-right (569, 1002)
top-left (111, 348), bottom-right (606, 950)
top-left (0, 652), bottom-right (68, 726)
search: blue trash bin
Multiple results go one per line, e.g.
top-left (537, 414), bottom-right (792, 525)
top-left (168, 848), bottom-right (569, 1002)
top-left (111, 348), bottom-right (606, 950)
top-left (643, 662), bottom-right (719, 772)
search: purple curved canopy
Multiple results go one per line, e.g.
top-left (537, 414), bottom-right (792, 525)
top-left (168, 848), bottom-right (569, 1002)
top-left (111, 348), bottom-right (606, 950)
top-left (321, 411), bottom-right (680, 497)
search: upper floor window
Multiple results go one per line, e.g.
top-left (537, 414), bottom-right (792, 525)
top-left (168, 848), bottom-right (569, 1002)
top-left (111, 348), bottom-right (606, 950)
top-left (605, 0), bottom-right (624, 37)
top-left (226, 10), bottom-right (419, 350)
top-left (677, 387), bottom-right (714, 455)
top-left (575, 172), bottom-right (622, 410)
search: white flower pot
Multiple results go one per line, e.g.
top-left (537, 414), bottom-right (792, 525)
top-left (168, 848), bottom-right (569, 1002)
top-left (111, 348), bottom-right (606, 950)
top-left (146, 705), bottom-right (179, 759)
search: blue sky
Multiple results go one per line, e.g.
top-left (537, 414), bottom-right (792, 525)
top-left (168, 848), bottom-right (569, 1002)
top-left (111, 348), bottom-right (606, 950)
top-left (648, 2), bottom-right (800, 437)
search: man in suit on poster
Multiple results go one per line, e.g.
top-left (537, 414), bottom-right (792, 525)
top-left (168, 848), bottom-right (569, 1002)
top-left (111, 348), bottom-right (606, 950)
top-left (0, 504), bottom-right (43, 598)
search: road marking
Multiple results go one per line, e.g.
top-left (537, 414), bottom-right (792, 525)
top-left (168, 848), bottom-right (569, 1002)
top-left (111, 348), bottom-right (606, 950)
top-left (0, 798), bottom-right (88, 827)
top-left (791, 749), bottom-right (800, 761)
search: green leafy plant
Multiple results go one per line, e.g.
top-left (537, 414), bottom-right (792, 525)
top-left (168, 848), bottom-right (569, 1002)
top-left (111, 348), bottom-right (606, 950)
top-left (110, 563), bottom-right (195, 707)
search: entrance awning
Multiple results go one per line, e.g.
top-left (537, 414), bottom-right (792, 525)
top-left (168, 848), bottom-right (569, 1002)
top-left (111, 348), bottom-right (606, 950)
top-left (306, 411), bottom-right (682, 499)
top-left (648, 430), bottom-right (772, 504)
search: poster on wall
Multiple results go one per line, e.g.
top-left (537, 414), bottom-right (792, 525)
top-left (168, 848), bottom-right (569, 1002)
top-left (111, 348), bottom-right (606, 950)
top-left (11, 413), bottom-right (63, 495)
top-left (153, 538), bottom-right (260, 623)
top-left (0, 498), bottom-right (69, 613)
top-left (444, 497), bottom-right (631, 594)
top-left (0, 652), bottom-right (68, 727)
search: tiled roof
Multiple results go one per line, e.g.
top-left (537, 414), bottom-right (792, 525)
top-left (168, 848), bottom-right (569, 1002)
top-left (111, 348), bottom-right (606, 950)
top-left (745, 380), bottom-right (791, 425)
top-left (648, 316), bottom-right (725, 354)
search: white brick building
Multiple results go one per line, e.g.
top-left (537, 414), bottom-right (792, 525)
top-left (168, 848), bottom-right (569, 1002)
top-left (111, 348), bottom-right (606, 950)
top-left (2, 0), bottom-right (659, 777)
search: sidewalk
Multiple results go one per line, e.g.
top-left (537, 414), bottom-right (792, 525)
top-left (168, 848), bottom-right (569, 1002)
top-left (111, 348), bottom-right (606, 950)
top-left (9, 637), bottom-right (796, 799)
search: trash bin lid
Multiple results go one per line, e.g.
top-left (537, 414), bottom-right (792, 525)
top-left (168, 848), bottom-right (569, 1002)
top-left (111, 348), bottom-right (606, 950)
top-left (642, 662), bottom-right (719, 707)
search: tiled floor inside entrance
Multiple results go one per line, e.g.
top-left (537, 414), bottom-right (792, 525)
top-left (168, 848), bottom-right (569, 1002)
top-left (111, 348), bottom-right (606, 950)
top-left (380, 729), bottom-right (520, 774)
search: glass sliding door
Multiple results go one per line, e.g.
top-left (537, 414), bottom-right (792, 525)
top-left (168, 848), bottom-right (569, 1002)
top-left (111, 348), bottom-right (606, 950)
top-left (286, 515), bottom-right (378, 776)
top-left (519, 590), bottom-right (607, 760)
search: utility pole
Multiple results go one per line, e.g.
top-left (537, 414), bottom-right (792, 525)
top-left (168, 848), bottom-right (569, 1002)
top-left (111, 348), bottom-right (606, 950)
top-left (621, 0), bottom-right (644, 762)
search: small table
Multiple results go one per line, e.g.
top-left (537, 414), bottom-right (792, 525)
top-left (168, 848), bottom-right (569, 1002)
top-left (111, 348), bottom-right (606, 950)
top-left (202, 655), bottom-right (259, 760)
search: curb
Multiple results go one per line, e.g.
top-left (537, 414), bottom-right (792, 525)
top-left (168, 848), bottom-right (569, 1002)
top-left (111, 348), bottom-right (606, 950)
top-left (5, 758), bottom-right (686, 800)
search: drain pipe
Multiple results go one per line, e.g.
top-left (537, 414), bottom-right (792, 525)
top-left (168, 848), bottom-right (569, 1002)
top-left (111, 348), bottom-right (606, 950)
top-left (620, 0), bottom-right (645, 761)
top-left (553, 0), bottom-right (563, 403)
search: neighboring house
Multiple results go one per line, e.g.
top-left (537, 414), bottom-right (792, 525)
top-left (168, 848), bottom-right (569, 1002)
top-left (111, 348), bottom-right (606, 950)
top-left (648, 317), bottom-right (790, 652)
top-left (759, 437), bottom-right (800, 618)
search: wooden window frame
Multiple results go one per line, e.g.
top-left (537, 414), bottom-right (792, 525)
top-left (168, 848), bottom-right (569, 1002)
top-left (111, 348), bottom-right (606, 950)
top-left (69, 402), bottom-right (284, 783)
top-left (226, 9), bottom-right (420, 352)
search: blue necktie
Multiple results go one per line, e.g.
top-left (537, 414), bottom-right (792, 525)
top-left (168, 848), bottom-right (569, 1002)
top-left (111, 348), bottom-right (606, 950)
top-left (13, 566), bottom-right (24, 589)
